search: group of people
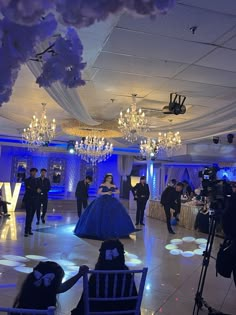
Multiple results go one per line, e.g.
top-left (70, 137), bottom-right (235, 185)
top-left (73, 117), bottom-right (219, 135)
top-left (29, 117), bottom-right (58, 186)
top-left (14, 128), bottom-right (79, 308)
top-left (23, 168), bottom-right (51, 237)
top-left (13, 239), bottom-right (140, 314)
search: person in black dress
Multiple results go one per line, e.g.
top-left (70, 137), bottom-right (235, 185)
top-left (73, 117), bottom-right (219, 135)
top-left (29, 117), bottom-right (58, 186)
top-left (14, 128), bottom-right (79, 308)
top-left (23, 168), bottom-right (39, 237)
top-left (36, 168), bottom-right (51, 225)
top-left (132, 176), bottom-right (150, 226)
top-left (161, 182), bottom-right (183, 234)
top-left (71, 239), bottom-right (138, 315)
top-left (75, 176), bottom-right (92, 217)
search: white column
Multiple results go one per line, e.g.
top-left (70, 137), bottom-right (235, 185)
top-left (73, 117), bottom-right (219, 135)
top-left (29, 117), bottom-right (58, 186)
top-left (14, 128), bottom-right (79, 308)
top-left (146, 160), bottom-right (154, 199)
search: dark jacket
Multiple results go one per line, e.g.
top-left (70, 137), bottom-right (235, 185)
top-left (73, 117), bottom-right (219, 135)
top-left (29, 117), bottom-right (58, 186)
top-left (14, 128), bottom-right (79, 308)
top-left (23, 176), bottom-right (39, 200)
top-left (37, 177), bottom-right (51, 197)
top-left (223, 193), bottom-right (236, 239)
top-left (71, 270), bottom-right (138, 315)
top-left (75, 180), bottom-right (89, 200)
top-left (132, 183), bottom-right (150, 201)
top-left (161, 186), bottom-right (181, 211)
top-left (194, 210), bottom-right (209, 234)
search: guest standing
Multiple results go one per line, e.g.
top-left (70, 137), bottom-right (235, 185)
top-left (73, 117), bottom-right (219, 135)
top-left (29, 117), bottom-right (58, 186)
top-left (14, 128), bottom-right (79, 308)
top-left (23, 168), bottom-right (39, 237)
top-left (161, 182), bottom-right (183, 234)
top-left (75, 176), bottom-right (92, 217)
top-left (182, 180), bottom-right (193, 199)
top-left (132, 176), bottom-right (150, 226)
top-left (36, 168), bottom-right (51, 225)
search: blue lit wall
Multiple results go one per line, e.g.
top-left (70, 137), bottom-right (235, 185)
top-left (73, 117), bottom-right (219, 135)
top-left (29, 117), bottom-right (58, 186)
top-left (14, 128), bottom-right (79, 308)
top-left (0, 145), bottom-right (121, 199)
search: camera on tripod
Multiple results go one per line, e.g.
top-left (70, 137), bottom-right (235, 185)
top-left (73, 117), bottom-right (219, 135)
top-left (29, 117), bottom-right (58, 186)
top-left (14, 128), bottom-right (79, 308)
top-left (198, 166), bottom-right (231, 212)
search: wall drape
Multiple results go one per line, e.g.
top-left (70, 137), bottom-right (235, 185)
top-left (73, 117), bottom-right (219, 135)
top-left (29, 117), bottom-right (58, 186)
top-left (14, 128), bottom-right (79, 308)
top-left (117, 156), bottom-right (133, 181)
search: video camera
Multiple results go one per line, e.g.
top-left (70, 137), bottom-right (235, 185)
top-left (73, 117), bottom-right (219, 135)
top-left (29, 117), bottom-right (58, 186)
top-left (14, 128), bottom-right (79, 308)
top-left (198, 166), bottom-right (231, 211)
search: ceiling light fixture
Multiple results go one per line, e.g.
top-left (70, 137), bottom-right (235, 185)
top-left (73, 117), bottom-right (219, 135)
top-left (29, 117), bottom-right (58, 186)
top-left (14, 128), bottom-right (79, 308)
top-left (140, 138), bottom-right (159, 160)
top-left (75, 133), bottom-right (113, 165)
top-left (227, 134), bottom-right (234, 144)
top-left (118, 94), bottom-right (147, 143)
top-left (22, 103), bottom-right (56, 150)
top-left (212, 136), bottom-right (219, 144)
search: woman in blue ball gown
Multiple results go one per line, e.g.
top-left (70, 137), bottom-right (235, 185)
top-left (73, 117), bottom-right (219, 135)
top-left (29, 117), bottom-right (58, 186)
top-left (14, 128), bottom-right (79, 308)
top-left (74, 174), bottom-right (135, 240)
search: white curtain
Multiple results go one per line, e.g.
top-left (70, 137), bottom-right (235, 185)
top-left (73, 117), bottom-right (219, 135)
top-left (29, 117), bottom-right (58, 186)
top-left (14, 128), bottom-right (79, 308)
top-left (117, 156), bottom-right (134, 181)
top-left (27, 60), bottom-right (99, 126)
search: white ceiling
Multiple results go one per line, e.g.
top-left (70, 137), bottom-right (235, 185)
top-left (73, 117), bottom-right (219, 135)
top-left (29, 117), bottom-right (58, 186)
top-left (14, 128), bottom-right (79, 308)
top-left (1, 0), bottom-right (236, 152)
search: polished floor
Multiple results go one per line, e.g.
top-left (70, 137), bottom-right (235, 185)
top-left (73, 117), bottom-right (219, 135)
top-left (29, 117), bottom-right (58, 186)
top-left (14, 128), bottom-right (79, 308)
top-left (0, 207), bottom-right (235, 315)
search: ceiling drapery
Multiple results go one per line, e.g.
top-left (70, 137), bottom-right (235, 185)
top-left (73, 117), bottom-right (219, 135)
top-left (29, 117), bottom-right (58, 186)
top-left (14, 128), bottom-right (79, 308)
top-left (27, 60), bottom-right (99, 126)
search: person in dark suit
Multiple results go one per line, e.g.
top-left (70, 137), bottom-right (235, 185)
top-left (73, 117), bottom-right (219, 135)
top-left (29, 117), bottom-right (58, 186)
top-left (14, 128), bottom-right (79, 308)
top-left (132, 176), bottom-right (150, 226)
top-left (23, 168), bottom-right (39, 237)
top-left (160, 182), bottom-right (183, 234)
top-left (36, 168), bottom-right (51, 225)
top-left (75, 176), bottom-right (92, 217)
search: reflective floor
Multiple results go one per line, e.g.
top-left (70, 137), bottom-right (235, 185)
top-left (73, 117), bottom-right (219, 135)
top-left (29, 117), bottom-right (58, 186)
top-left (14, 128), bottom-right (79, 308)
top-left (0, 209), bottom-right (235, 315)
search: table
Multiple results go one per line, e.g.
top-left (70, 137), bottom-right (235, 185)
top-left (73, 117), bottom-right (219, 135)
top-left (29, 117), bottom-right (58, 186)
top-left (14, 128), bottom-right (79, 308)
top-left (147, 200), bottom-right (200, 231)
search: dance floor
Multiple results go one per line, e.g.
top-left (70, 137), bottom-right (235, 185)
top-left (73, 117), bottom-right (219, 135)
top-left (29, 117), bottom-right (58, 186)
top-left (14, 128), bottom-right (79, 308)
top-left (0, 208), bottom-right (235, 315)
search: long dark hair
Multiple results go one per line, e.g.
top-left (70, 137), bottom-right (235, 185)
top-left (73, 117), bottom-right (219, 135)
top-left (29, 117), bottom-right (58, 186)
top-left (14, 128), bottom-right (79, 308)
top-left (103, 174), bottom-right (114, 185)
top-left (95, 239), bottom-right (128, 270)
top-left (13, 261), bottom-right (64, 309)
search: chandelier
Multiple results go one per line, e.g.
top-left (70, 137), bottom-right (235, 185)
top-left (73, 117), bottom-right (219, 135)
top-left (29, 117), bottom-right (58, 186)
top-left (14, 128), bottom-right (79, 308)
top-left (118, 94), bottom-right (147, 142)
top-left (75, 134), bottom-right (113, 165)
top-left (157, 131), bottom-right (182, 151)
top-left (140, 138), bottom-right (159, 159)
top-left (22, 103), bottom-right (56, 149)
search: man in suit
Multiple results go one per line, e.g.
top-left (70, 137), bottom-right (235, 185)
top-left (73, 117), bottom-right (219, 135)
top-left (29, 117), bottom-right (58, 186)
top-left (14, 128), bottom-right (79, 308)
top-left (132, 176), bottom-right (150, 226)
top-left (161, 182), bottom-right (183, 234)
top-left (36, 168), bottom-right (51, 225)
top-left (75, 176), bottom-right (93, 217)
top-left (23, 167), bottom-right (39, 237)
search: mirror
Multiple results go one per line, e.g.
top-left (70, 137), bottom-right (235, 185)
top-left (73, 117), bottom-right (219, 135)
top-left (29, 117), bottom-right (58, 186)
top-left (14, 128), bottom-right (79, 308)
top-left (49, 158), bottom-right (66, 185)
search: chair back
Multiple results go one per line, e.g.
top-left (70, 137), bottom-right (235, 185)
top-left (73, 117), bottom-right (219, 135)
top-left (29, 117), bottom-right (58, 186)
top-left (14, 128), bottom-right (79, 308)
top-left (83, 268), bottom-right (148, 315)
top-left (0, 306), bottom-right (55, 315)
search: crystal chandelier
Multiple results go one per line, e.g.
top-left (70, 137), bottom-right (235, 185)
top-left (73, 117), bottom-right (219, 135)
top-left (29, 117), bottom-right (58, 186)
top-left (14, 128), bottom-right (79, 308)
top-left (140, 138), bottom-right (159, 159)
top-left (22, 103), bottom-right (56, 149)
top-left (118, 94), bottom-right (147, 142)
top-left (157, 131), bottom-right (182, 151)
top-left (75, 134), bottom-right (113, 165)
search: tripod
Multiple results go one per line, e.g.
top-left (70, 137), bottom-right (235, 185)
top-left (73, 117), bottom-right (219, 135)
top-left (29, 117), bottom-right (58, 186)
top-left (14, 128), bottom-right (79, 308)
top-left (192, 212), bottom-right (231, 315)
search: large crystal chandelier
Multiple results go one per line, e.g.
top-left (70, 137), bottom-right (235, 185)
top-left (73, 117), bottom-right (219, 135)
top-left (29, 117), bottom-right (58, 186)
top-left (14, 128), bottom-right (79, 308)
top-left (22, 103), bottom-right (56, 149)
top-left (157, 131), bottom-right (182, 151)
top-left (75, 134), bottom-right (113, 165)
top-left (118, 94), bottom-right (147, 142)
top-left (140, 138), bottom-right (159, 159)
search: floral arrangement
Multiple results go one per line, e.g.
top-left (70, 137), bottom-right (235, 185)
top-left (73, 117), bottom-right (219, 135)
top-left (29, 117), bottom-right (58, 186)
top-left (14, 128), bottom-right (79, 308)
top-left (0, 0), bottom-right (175, 106)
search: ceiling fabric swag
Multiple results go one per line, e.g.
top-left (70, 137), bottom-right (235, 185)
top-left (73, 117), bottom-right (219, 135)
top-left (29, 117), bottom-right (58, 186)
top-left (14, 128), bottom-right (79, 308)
top-left (27, 59), bottom-right (99, 126)
top-left (118, 156), bottom-right (134, 181)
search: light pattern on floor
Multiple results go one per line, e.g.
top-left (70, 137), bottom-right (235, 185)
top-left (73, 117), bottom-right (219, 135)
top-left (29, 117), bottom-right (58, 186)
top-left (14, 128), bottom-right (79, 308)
top-left (165, 236), bottom-right (207, 257)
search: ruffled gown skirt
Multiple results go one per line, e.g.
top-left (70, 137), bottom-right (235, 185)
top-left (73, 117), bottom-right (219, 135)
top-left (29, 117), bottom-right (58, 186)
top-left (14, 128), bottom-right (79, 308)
top-left (74, 195), bottom-right (135, 240)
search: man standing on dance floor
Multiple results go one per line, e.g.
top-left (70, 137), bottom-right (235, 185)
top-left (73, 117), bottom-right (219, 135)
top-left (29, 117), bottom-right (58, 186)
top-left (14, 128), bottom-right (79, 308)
top-left (36, 168), bottom-right (51, 225)
top-left (161, 182), bottom-right (183, 234)
top-left (133, 176), bottom-right (150, 226)
top-left (75, 176), bottom-right (93, 218)
top-left (23, 168), bottom-right (39, 237)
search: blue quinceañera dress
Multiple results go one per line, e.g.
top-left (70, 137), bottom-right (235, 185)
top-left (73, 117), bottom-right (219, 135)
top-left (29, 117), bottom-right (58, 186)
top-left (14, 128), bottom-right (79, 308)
top-left (74, 186), bottom-right (135, 240)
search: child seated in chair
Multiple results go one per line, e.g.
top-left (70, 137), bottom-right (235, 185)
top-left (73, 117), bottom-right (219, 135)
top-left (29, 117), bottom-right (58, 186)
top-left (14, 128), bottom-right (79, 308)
top-left (13, 261), bottom-right (88, 310)
top-left (71, 239), bottom-right (139, 315)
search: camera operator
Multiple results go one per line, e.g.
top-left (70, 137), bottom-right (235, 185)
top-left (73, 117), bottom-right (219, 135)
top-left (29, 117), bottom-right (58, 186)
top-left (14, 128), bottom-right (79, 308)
top-left (222, 183), bottom-right (236, 284)
top-left (223, 183), bottom-right (236, 239)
